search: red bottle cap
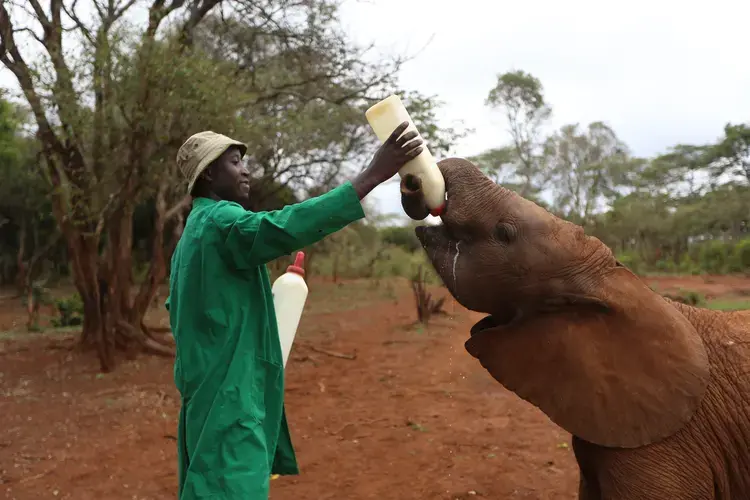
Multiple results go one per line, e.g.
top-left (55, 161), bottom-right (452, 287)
top-left (287, 251), bottom-right (305, 277)
top-left (429, 203), bottom-right (446, 217)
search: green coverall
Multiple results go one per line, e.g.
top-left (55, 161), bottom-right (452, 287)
top-left (166, 182), bottom-right (365, 499)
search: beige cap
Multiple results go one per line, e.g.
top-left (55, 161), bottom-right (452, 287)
top-left (176, 131), bottom-right (248, 194)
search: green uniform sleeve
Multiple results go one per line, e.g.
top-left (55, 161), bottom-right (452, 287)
top-left (210, 181), bottom-right (366, 270)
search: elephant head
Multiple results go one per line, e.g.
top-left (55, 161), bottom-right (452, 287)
top-left (401, 158), bottom-right (710, 449)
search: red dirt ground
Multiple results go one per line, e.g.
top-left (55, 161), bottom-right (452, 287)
top-left (1, 274), bottom-right (748, 500)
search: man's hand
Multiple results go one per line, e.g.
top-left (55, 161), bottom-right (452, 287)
top-left (352, 121), bottom-right (424, 200)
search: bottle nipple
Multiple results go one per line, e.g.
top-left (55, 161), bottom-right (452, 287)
top-left (287, 252), bottom-right (305, 276)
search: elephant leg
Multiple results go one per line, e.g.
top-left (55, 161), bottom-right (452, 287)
top-left (573, 437), bottom-right (601, 500)
top-left (578, 476), bottom-right (598, 500)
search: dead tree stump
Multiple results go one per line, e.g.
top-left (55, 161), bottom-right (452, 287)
top-left (410, 266), bottom-right (446, 325)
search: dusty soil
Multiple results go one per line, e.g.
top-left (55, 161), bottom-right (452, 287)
top-left (643, 273), bottom-right (750, 299)
top-left (2, 274), bottom-right (749, 500)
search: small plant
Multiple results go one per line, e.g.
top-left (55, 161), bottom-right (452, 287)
top-left (698, 240), bottom-right (731, 274)
top-left (615, 251), bottom-right (643, 275)
top-left (410, 266), bottom-right (445, 325)
top-left (663, 288), bottom-right (705, 306)
top-left (21, 282), bottom-right (52, 332)
top-left (52, 293), bottom-right (84, 327)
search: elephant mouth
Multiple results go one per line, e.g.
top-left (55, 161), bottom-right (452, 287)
top-left (470, 311), bottom-right (518, 337)
top-left (465, 313), bottom-right (518, 361)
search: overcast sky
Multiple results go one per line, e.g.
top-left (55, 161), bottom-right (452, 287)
top-left (338, 0), bottom-right (750, 221)
top-left (2, 0), bottom-right (748, 223)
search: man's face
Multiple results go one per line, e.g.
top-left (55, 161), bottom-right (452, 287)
top-left (206, 146), bottom-right (251, 206)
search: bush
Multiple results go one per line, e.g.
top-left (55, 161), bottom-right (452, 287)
top-left (663, 288), bottom-right (705, 306)
top-left (379, 226), bottom-right (421, 253)
top-left (52, 293), bottom-right (84, 327)
top-left (698, 240), bottom-right (732, 274)
top-left (654, 259), bottom-right (676, 273)
top-left (615, 251), bottom-right (643, 274)
top-left (677, 254), bottom-right (702, 275)
top-left (731, 239), bottom-right (750, 273)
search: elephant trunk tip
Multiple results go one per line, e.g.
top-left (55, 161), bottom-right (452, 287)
top-left (400, 174), bottom-right (439, 221)
top-left (401, 174), bottom-right (422, 195)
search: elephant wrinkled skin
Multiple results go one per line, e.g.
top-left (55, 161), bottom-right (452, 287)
top-left (401, 158), bottom-right (750, 499)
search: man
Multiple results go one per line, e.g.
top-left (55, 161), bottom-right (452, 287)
top-left (167, 123), bottom-right (422, 499)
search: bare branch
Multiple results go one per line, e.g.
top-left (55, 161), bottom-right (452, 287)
top-left (11, 26), bottom-right (43, 44)
top-left (61, 0), bottom-right (93, 43)
top-left (26, 0), bottom-right (50, 28)
top-left (113, 0), bottom-right (139, 20)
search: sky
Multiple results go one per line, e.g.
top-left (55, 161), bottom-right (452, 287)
top-left (2, 0), bottom-right (749, 224)
top-left (336, 0), bottom-right (750, 221)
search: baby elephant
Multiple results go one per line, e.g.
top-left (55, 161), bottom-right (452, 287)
top-left (401, 158), bottom-right (750, 499)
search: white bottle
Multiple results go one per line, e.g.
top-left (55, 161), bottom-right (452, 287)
top-left (365, 94), bottom-right (447, 217)
top-left (272, 252), bottom-right (309, 368)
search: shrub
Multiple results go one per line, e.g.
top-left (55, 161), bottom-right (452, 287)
top-left (663, 288), bottom-right (705, 306)
top-left (615, 251), bottom-right (643, 274)
top-left (677, 254), bottom-right (702, 275)
top-left (731, 239), bottom-right (750, 273)
top-left (654, 259), bottom-right (676, 273)
top-left (379, 226), bottom-right (421, 253)
top-left (52, 293), bottom-right (84, 327)
top-left (698, 240), bottom-right (732, 274)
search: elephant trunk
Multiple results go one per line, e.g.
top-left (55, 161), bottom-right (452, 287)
top-left (400, 174), bottom-right (431, 221)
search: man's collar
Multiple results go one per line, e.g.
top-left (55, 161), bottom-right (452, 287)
top-left (192, 196), bottom-right (218, 207)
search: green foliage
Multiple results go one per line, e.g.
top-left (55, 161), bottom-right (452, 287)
top-left (698, 240), bottom-right (732, 274)
top-left (52, 294), bottom-right (84, 328)
top-left (664, 289), bottom-right (706, 306)
top-left (732, 239), bottom-right (750, 272)
top-left (482, 70), bottom-right (552, 198)
top-left (703, 123), bottom-right (750, 183)
top-left (615, 251), bottom-right (644, 275)
top-left (706, 298), bottom-right (750, 311)
top-left (379, 226), bottom-right (421, 253)
top-left (677, 254), bottom-right (702, 275)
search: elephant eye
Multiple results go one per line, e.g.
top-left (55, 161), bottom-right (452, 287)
top-left (494, 222), bottom-right (517, 244)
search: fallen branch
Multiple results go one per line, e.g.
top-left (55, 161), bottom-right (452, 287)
top-left (291, 354), bottom-right (321, 366)
top-left (18, 466), bottom-right (57, 484)
top-left (329, 417), bottom-right (389, 437)
top-left (302, 344), bottom-right (357, 360)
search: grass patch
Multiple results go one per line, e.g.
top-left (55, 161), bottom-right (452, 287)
top-left (0, 325), bottom-right (79, 341)
top-left (661, 288), bottom-right (706, 306)
top-left (706, 298), bottom-right (750, 311)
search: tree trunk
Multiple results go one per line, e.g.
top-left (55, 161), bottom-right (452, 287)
top-left (74, 201), bottom-right (177, 373)
top-left (15, 219), bottom-right (27, 296)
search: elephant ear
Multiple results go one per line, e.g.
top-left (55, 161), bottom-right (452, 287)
top-left (465, 267), bottom-right (710, 449)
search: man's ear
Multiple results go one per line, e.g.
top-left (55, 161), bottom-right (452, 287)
top-left (465, 266), bottom-right (710, 449)
top-left (201, 165), bottom-right (214, 183)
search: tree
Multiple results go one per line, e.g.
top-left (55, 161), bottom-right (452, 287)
top-left (0, 99), bottom-right (60, 292)
top-left (0, 0), bottom-right (250, 370)
top-left (543, 122), bottom-right (631, 227)
top-left (0, 0), bottom-right (459, 371)
top-left (481, 70), bottom-right (552, 198)
top-left (704, 123), bottom-right (750, 184)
